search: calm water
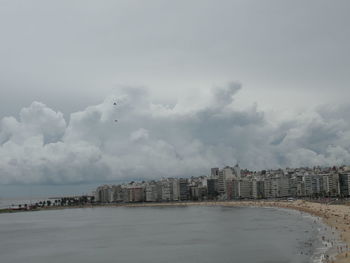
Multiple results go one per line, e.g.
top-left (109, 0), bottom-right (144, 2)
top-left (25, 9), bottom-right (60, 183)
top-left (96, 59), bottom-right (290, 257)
top-left (0, 206), bottom-right (326, 263)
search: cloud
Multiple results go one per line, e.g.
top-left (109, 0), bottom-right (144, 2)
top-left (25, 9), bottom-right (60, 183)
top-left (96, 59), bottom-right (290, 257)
top-left (1, 83), bottom-right (350, 184)
top-left (211, 82), bottom-right (242, 107)
top-left (0, 102), bottom-right (66, 145)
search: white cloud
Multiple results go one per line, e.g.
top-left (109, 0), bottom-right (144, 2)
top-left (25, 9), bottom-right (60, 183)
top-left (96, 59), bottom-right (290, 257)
top-left (1, 84), bottom-right (350, 184)
top-left (130, 129), bottom-right (149, 142)
top-left (0, 102), bottom-right (66, 145)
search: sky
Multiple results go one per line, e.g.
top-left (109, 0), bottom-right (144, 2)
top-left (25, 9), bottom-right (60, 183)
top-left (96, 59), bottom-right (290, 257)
top-left (0, 0), bottom-right (350, 197)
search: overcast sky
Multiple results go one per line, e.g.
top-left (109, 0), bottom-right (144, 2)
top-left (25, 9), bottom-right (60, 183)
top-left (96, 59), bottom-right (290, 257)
top-left (1, 1), bottom-right (350, 196)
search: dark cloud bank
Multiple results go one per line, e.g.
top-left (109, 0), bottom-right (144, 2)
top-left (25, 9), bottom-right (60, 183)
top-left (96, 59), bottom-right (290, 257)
top-left (0, 83), bottom-right (349, 184)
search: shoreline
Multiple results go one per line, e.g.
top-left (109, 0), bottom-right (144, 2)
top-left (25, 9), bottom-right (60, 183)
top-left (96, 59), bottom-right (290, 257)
top-left (2, 200), bottom-right (349, 262)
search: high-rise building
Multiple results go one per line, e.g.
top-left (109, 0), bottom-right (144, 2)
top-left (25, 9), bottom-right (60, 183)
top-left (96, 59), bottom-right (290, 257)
top-left (225, 179), bottom-right (234, 200)
top-left (238, 179), bottom-right (252, 198)
top-left (112, 185), bottom-right (124, 202)
top-left (171, 179), bottom-right (180, 201)
top-left (207, 178), bottom-right (219, 200)
top-left (264, 176), bottom-right (279, 198)
top-left (211, 168), bottom-right (219, 177)
top-left (234, 164), bottom-right (241, 178)
top-left (160, 180), bottom-right (172, 201)
top-left (96, 185), bottom-right (113, 203)
top-left (128, 186), bottom-right (144, 202)
top-left (322, 174), bottom-right (340, 196)
top-left (218, 170), bottom-right (226, 198)
top-left (179, 178), bottom-right (189, 201)
top-left (252, 179), bottom-right (258, 199)
top-left (339, 173), bottom-right (350, 197)
top-left (145, 183), bottom-right (158, 202)
top-left (278, 176), bottom-right (290, 197)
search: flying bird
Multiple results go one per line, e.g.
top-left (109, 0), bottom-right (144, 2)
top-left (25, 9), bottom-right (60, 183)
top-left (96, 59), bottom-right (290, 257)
top-left (113, 102), bottom-right (118, 123)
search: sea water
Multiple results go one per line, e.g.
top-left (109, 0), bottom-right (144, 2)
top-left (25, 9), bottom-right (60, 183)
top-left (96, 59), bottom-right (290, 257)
top-left (0, 206), bottom-right (331, 263)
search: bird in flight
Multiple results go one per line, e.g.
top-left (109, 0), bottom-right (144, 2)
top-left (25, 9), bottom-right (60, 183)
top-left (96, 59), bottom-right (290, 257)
top-left (113, 102), bottom-right (118, 123)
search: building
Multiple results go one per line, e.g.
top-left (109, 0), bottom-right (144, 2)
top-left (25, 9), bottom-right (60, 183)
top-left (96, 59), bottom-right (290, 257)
top-left (95, 165), bottom-right (348, 203)
top-left (278, 176), bottom-right (290, 197)
top-left (96, 185), bottom-right (112, 203)
top-left (339, 173), bottom-right (350, 197)
top-left (160, 180), bottom-right (172, 201)
top-left (145, 182), bottom-right (158, 202)
top-left (171, 179), bottom-right (180, 201)
top-left (323, 174), bottom-right (340, 197)
top-left (264, 177), bottom-right (279, 198)
top-left (207, 178), bottom-right (219, 200)
top-left (218, 170), bottom-right (226, 198)
top-left (226, 179), bottom-right (234, 200)
top-left (179, 178), bottom-right (189, 201)
top-left (211, 168), bottom-right (219, 177)
top-left (112, 185), bottom-right (124, 202)
top-left (127, 186), bottom-right (144, 202)
top-left (238, 178), bottom-right (252, 198)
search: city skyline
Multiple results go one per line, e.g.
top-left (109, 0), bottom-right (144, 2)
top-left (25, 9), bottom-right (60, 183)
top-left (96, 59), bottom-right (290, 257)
top-left (94, 164), bottom-right (350, 204)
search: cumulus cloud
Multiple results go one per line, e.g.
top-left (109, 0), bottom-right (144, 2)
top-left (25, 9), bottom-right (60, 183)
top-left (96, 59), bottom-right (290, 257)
top-left (1, 83), bottom-right (350, 184)
top-left (0, 102), bottom-right (66, 145)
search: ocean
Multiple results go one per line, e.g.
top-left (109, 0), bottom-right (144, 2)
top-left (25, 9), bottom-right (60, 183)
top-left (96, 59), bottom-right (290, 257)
top-left (0, 206), bottom-right (332, 263)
